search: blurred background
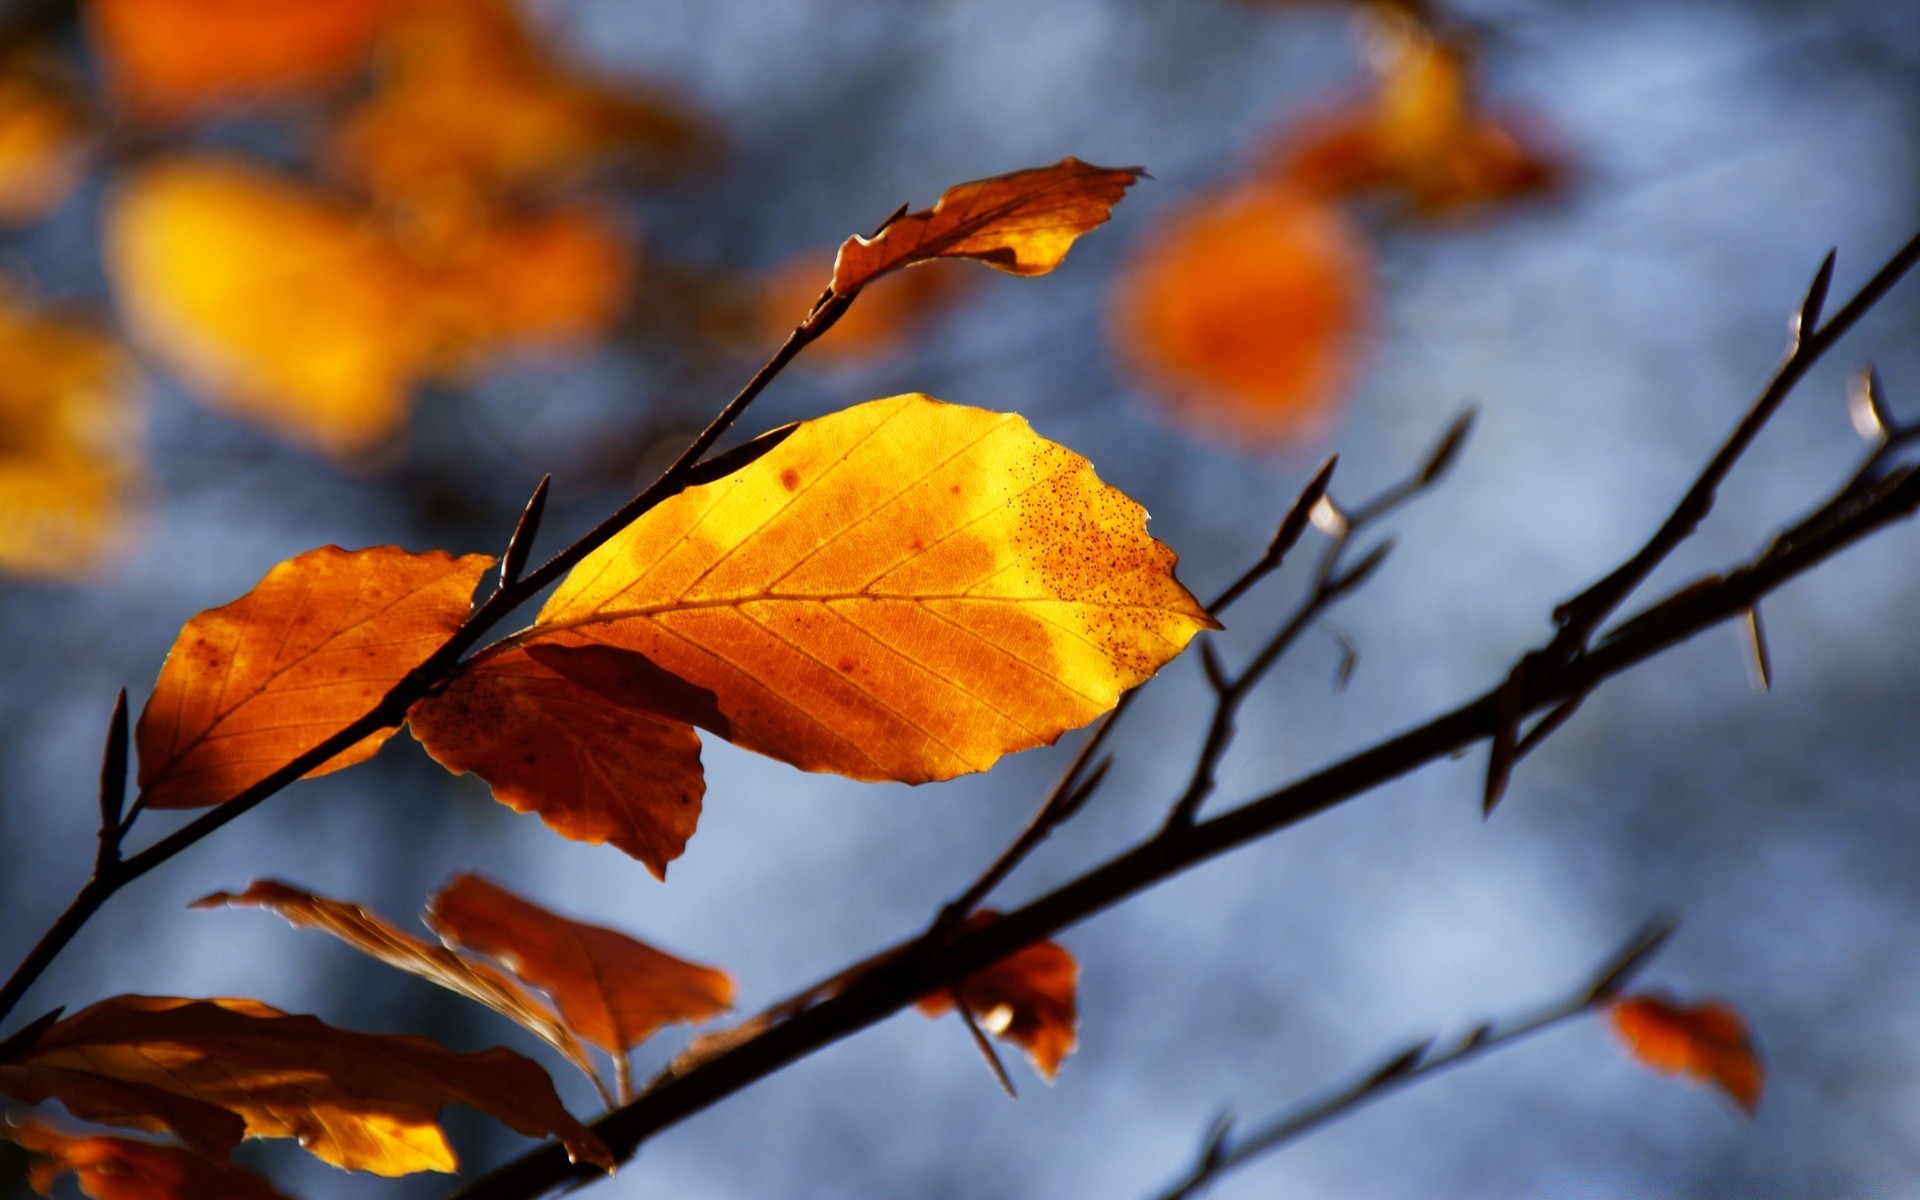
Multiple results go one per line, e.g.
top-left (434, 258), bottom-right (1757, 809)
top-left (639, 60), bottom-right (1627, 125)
top-left (0, 0), bottom-right (1918, 1196)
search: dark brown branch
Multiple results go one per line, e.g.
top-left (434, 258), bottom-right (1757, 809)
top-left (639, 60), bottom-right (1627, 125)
top-left (1147, 920), bottom-right (1675, 1200)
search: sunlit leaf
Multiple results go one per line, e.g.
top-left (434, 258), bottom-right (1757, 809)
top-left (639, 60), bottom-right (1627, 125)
top-left (917, 911), bottom-right (1078, 1081)
top-left (1113, 183), bottom-right (1369, 445)
top-left (1609, 992), bottom-right (1764, 1114)
top-left (190, 880), bottom-right (600, 1087)
top-left (408, 645), bottom-right (708, 878)
top-left (831, 158), bottom-right (1142, 295)
top-left (427, 873), bottom-right (733, 1054)
top-left (87, 0), bottom-right (389, 120)
top-left (522, 393), bottom-right (1215, 792)
top-left (5, 1120), bottom-right (295, 1200)
top-left (0, 995), bottom-right (612, 1176)
top-left (0, 50), bottom-right (90, 224)
top-left (0, 286), bottom-right (139, 578)
top-left (136, 544), bottom-right (493, 810)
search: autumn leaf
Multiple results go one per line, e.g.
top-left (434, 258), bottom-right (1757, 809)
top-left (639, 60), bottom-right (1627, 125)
top-left (519, 393), bottom-right (1215, 791)
top-left (0, 51), bottom-right (90, 224)
top-left (0, 995), bottom-right (612, 1175)
top-left (1112, 183), bottom-right (1370, 445)
top-left (1608, 992), bottom-right (1764, 1114)
top-left (0, 286), bottom-right (139, 578)
top-left (408, 645), bottom-right (709, 878)
top-left (135, 545), bottom-right (493, 810)
top-left (427, 873), bottom-right (733, 1054)
top-left (831, 158), bottom-right (1142, 296)
top-left (755, 252), bottom-right (973, 362)
top-left (106, 158), bottom-right (431, 458)
top-left (5, 1120), bottom-right (295, 1200)
top-left (86, 0), bottom-right (388, 120)
top-left (917, 911), bottom-right (1078, 1081)
top-left (190, 880), bottom-right (601, 1089)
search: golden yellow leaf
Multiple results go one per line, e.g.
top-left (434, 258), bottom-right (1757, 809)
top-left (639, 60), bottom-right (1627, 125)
top-left (520, 393), bottom-right (1215, 785)
top-left (87, 0), bottom-right (388, 120)
top-left (191, 880), bottom-right (600, 1087)
top-left (0, 286), bottom-right (139, 577)
top-left (917, 910), bottom-right (1078, 1081)
top-left (428, 873), bottom-right (733, 1054)
top-left (6, 1120), bottom-right (295, 1200)
top-left (831, 158), bottom-right (1142, 295)
top-left (1112, 183), bottom-right (1370, 445)
top-left (0, 995), bottom-right (611, 1176)
top-left (106, 158), bottom-right (429, 458)
top-left (136, 545), bottom-right (493, 810)
top-left (408, 645), bottom-right (708, 878)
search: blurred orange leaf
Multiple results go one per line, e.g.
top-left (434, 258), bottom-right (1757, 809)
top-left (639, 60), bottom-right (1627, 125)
top-left (408, 645), bottom-right (708, 878)
top-left (136, 544), bottom-right (492, 810)
top-left (0, 995), bottom-right (611, 1175)
top-left (917, 911), bottom-right (1078, 1081)
top-left (1608, 992), bottom-right (1764, 1113)
top-left (0, 286), bottom-right (139, 578)
top-left (831, 158), bottom-right (1141, 295)
top-left (1267, 24), bottom-right (1564, 217)
top-left (5, 1120), bottom-right (294, 1200)
top-left (1113, 183), bottom-right (1369, 445)
top-left (518, 393), bottom-right (1214, 793)
top-left (190, 880), bottom-right (600, 1087)
top-left (0, 51), bottom-right (90, 224)
top-left (427, 873), bottom-right (733, 1054)
top-left (87, 0), bottom-right (389, 120)
top-left (327, 0), bottom-right (702, 210)
top-left (756, 252), bottom-right (972, 363)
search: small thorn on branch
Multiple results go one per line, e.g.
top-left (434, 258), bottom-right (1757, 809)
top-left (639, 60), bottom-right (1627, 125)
top-left (500, 475), bottom-right (551, 589)
top-left (1273, 457), bottom-right (1338, 561)
top-left (957, 1001), bottom-right (1018, 1099)
top-left (1513, 690), bottom-right (1586, 762)
top-left (96, 690), bottom-right (129, 861)
top-left (1483, 671), bottom-right (1524, 816)
top-left (1796, 248), bottom-right (1837, 344)
top-left (1583, 918), bottom-right (1678, 1004)
top-left (1744, 605), bottom-right (1772, 692)
top-left (1420, 407), bottom-right (1477, 486)
top-left (1327, 538), bottom-right (1395, 596)
top-left (1362, 1039), bottom-right (1433, 1088)
top-left (1850, 366), bottom-right (1894, 441)
top-left (1326, 625), bottom-right (1359, 691)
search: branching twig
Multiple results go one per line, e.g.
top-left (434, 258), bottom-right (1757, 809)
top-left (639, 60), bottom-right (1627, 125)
top-left (1146, 921), bottom-right (1676, 1200)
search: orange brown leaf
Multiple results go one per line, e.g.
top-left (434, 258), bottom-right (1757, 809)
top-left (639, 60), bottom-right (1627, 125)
top-left (135, 545), bottom-right (493, 810)
top-left (1112, 183), bottom-right (1370, 445)
top-left (408, 645), bottom-right (708, 878)
top-left (917, 911), bottom-right (1078, 1081)
top-left (6, 1120), bottom-right (294, 1200)
top-left (190, 880), bottom-right (600, 1087)
top-left (427, 873), bottom-right (733, 1055)
top-left (0, 995), bottom-right (611, 1176)
top-left (831, 158), bottom-right (1141, 295)
top-left (1608, 992), bottom-right (1764, 1114)
top-left (523, 393), bottom-right (1216, 786)
top-left (87, 0), bottom-right (388, 120)
top-left (0, 51), bottom-right (90, 225)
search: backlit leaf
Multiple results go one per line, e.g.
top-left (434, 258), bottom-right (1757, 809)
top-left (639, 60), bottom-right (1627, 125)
top-left (0, 286), bottom-right (139, 578)
top-left (1113, 183), bottom-right (1369, 445)
top-left (427, 873), bottom-right (733, 1054)
top-left (831, 159), bottom-right (1141, 295)
top-left (190, 880), bottom-right (600, 1087)
top-left (917, 911), bottom-right (1078, 1081)
top-left (87, 0), bottom-right (388, 120)
top-left (522, 393), bottom-right (1214, 790)
top-left (5, 1120), bottom-right (294, 1200)
top-left (136, 544), bottom-right (493, 810)
top-left (0, 995), bottom-right (611, 1176)
top-left (407, 645), bottom-right (707, 878)
top-left (1609, 992), bottom-right (1764, 1114)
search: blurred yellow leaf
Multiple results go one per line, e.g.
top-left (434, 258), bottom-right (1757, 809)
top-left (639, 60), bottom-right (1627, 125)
top-left (0, 285), bottom-right (138, 577)
top-left (0, 51), bottom-right (90, 224)
top-left (87, 0), bottom-right (389, 120)
top-left (1112, 184), bottom-right (1369, 446)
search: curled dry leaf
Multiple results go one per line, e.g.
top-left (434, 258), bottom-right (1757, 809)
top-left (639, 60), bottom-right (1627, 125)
top-left (408, 645), bottom-right (708, 878)
top-left (831, 158), bottom-right (1142, 296)
top-left (917, 911), bottom-right (1078, 1081)
top-left (0, 51), bottom-right (91, 224)
top-left (1113, 183), bottom-right (1370, 446)
top-left (427, 873), bottom-right (734, 1054)
top-left (0, 286), bottom-right (139, 578)
top-left (87, 0), bottom-right (388, 120)
top-left (190, 880), bottom-right (600, 1087)
top-left (0, 995), bottom-right (611, 1176)
top-left (5, 1119), bottom-right (295, 1200)
top-left (522, 392), bottom-right (1215, 787)
top-left (1608, 992), bottom-right (1764, 1114)
top-left (135, 544), bottom-right (493, 810)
